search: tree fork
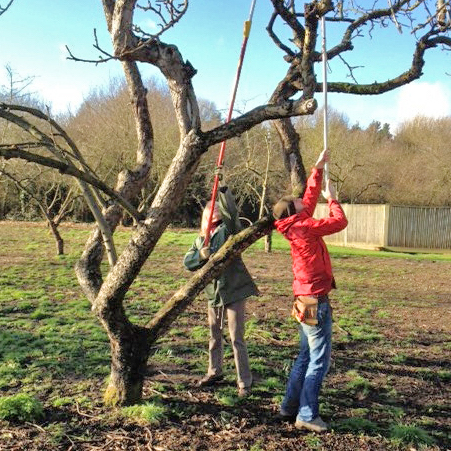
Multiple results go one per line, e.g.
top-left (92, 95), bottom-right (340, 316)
top-left (102, 217), bottom-right (273, 406)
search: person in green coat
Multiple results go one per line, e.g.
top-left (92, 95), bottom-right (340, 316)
top-left (184, 185), bottom-right (258, 397)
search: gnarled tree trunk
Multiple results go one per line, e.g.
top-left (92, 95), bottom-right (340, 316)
top-left (103, 324), bottom-right (152, 406)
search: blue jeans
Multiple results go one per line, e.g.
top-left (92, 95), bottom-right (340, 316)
top-left (281, 301), bottom-right (332, 422)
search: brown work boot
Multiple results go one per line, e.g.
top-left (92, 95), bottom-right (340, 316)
top-left (197, 374), bottom-right (224, 387)
top-left (295, 416), bottom-right (328, 433)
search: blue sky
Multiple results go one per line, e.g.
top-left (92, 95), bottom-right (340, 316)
top-left (1, 0), bottom-right (450, 132)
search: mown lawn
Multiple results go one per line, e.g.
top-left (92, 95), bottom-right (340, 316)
top-left (0, 221), bottom-right (450, 451)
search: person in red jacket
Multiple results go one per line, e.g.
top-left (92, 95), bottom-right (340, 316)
top-left (273, 149), bottom-right (348, 433)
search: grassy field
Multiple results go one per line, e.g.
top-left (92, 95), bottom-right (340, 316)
top-left (0, 221), bottom-right (450, 451)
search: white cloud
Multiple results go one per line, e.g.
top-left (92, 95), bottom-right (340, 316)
top-left (394, 81), bottom-right (451, 128)
top-left (327, 81), bottom-right (451, 133)
top-left (34, 81), bottom-right (83, 114)
top-left (143, 19), bottom-right (158, 32)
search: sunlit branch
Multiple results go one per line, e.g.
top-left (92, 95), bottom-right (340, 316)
top-left (66, 29), bottom-right (116, 65)
top-left (135, 0), bottom-right (188, 38)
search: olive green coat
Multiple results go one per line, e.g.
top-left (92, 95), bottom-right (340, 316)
top-left (183, 187), bottom-right (259, 308)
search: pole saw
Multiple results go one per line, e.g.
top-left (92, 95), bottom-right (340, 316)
top-left (202, 0), bottom-right (257, 249)
top-left (321, 13), bottom-right (353, 339)
top-left (321, 15), bottom-right (330, 183)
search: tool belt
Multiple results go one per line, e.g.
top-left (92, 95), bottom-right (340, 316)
top-left (291, 295), bottom-right (328, 326)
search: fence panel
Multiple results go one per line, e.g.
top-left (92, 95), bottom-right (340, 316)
top-left (388, 206), bottom-right (451, 249)
top-left (313, 204), bottom-right (451, 250)
top-left (314, 204), bottom-right (388, 249)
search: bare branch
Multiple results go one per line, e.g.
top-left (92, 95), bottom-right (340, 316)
top-left (325, 1), bottom-right (413, 62)
top-left (0, 0), bottom-right (14, 16)
top-left (323, 30), bottom-right (446, 95)
top-left (202, 98), bottom-right (317, 149)
top-left (266, 11), bottom-right (296, 59)
top-left (135, 0), bottom-right (188, 38)
top-left (0, 143), bottom-right (141, 221)
top-left (0, 104), bottom-right (142, 222)
top-left (337, 54), bottom-right (364, 83)
top-left (271, 0), bottom-right (306, 51)
top-left (66, 29), bottom-right (116, 65)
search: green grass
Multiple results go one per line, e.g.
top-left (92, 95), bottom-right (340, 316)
top-left (151, 228), bottom-right (451, 261)
top-left (346, 370), bottom-right (372, 396)
top-left (190, 325), bottom-right (209, 340)
top-left (252, 232), bottom-right (451, 260)
top-left (0, 393), bottom-right (44, 422)
top-left (249, 441), bottom-right (266, 451)
top-left (388, 423), bottom-right (436, 447)
top-left (121, 401), bottom-right (166, 424)
top-left (334, 417), bottom-right (380, 434)
top-left (0, 222), bottom-right (449, 450)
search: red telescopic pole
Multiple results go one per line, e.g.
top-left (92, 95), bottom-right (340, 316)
top-left (203, 0), bottom-right (257, 247)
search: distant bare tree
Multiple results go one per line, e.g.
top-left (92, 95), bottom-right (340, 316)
top-left (0, 65), bottom-right (82, 250)
top-left (0, 167), bottom-right (79, 254)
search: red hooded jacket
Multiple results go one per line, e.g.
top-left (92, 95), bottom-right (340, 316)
top-left (274, 168), bottom-right (348, 296)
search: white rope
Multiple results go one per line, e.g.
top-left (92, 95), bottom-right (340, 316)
top-left (321, 15), bottom-right (330, 182)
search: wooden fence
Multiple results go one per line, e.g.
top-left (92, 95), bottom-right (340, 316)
top-left (314, 204), bottom-right (451, 250)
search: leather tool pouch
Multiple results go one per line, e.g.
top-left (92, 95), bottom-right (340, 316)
top-left (292, 296), bottom-right (318, 326)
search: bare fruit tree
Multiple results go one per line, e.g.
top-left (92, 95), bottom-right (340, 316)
top-left (0, 0), bottom-right (450, 405)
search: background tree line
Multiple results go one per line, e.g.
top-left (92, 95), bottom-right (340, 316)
top-left (1, 75), bottom-right (450, 225)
